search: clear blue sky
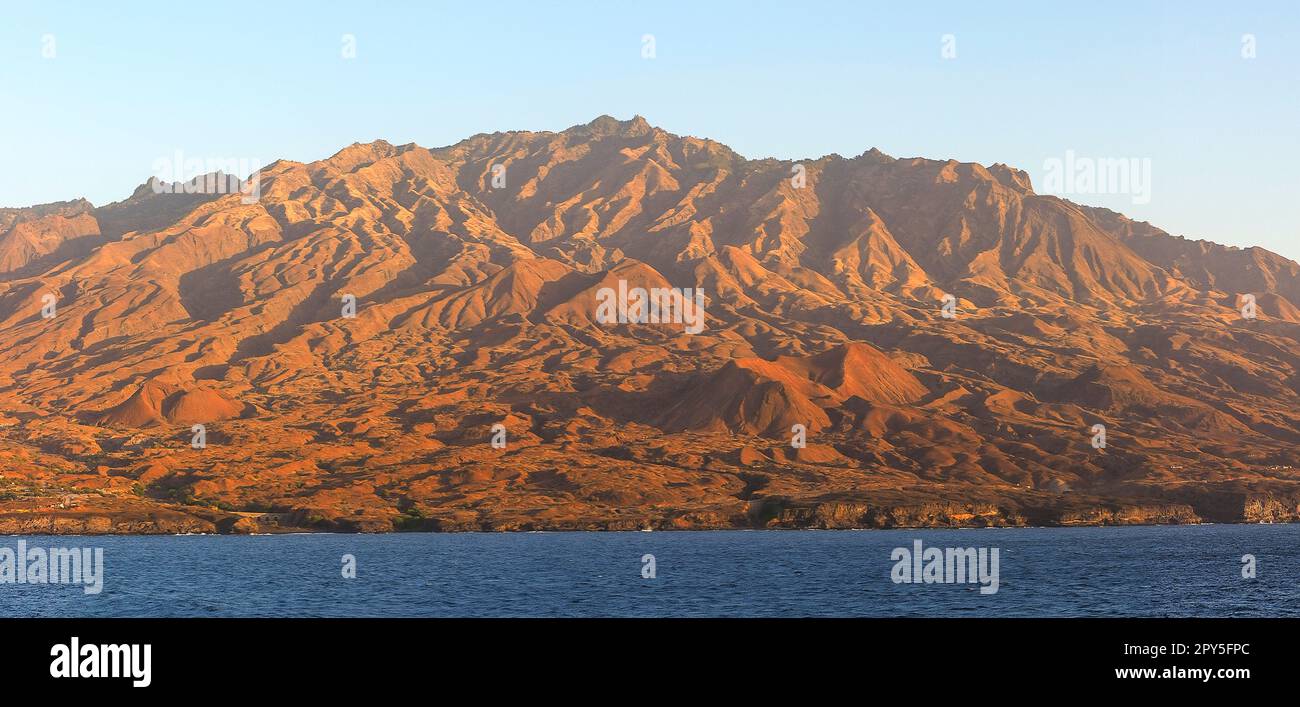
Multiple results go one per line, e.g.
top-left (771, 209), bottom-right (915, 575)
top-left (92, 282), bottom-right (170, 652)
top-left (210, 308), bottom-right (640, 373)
top-left (1, 1), bottom-right (1296, 260)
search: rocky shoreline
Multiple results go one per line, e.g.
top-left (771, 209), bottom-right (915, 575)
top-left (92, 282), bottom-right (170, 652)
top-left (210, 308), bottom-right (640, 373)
top-left (4, 487), bottom-right (1298, 535)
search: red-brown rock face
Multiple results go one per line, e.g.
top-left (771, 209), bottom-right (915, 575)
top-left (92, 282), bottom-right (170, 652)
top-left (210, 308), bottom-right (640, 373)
top-left (2, 116), bottom-right (1298, 532)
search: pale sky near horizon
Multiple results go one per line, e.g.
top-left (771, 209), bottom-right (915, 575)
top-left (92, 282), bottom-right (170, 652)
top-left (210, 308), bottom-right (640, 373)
top-left (1, 1), bottom-right (1297, 260)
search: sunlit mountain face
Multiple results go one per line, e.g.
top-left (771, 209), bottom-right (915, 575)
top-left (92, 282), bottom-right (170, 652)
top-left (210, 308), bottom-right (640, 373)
top-left (1, 116), bottom-right (1298, 533)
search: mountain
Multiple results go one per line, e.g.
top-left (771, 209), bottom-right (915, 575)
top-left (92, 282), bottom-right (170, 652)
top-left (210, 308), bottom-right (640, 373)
top-left (2, 115), bottom-right (1298, 533)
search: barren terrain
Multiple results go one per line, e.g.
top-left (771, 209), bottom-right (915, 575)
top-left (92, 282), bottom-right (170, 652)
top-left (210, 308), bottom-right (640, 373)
top-left (2, 116), bottom-right (1297, 533)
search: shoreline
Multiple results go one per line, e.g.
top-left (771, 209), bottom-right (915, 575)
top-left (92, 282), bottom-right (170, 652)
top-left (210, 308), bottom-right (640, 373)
top-left (1, 517), bottom-right (1293, 537)
top-left (6, 484), bottom-right (1300, 535)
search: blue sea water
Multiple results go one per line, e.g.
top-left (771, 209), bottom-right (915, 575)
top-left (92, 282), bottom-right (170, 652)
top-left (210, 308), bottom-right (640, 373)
top-left (1, 525), bottom-right (1297, 617)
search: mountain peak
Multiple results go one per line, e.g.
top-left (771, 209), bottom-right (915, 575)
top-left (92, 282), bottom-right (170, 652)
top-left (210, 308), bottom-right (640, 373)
top-left (570, 114), bottom-right (655, 139)
top-left (323, 140), bottom-right (403, 171)
top-left (988, 163), bottom-right (1034, 192)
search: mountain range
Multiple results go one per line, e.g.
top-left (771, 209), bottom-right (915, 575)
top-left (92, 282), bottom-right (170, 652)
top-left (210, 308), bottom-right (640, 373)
top-left (1, 115), bottom-right (1298, 533)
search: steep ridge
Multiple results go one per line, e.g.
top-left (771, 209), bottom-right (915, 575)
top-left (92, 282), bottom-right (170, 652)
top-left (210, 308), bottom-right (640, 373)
top-left (1, 115), bottom-right (1298, 533)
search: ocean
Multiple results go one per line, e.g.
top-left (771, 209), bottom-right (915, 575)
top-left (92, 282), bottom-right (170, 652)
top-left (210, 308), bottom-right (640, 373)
top-left (2, 525), bottom-right (1296, 617)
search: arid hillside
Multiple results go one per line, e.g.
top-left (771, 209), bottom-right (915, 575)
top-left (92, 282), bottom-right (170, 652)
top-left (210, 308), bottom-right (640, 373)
top-left (2, 115), bottom-right (1298, 533)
